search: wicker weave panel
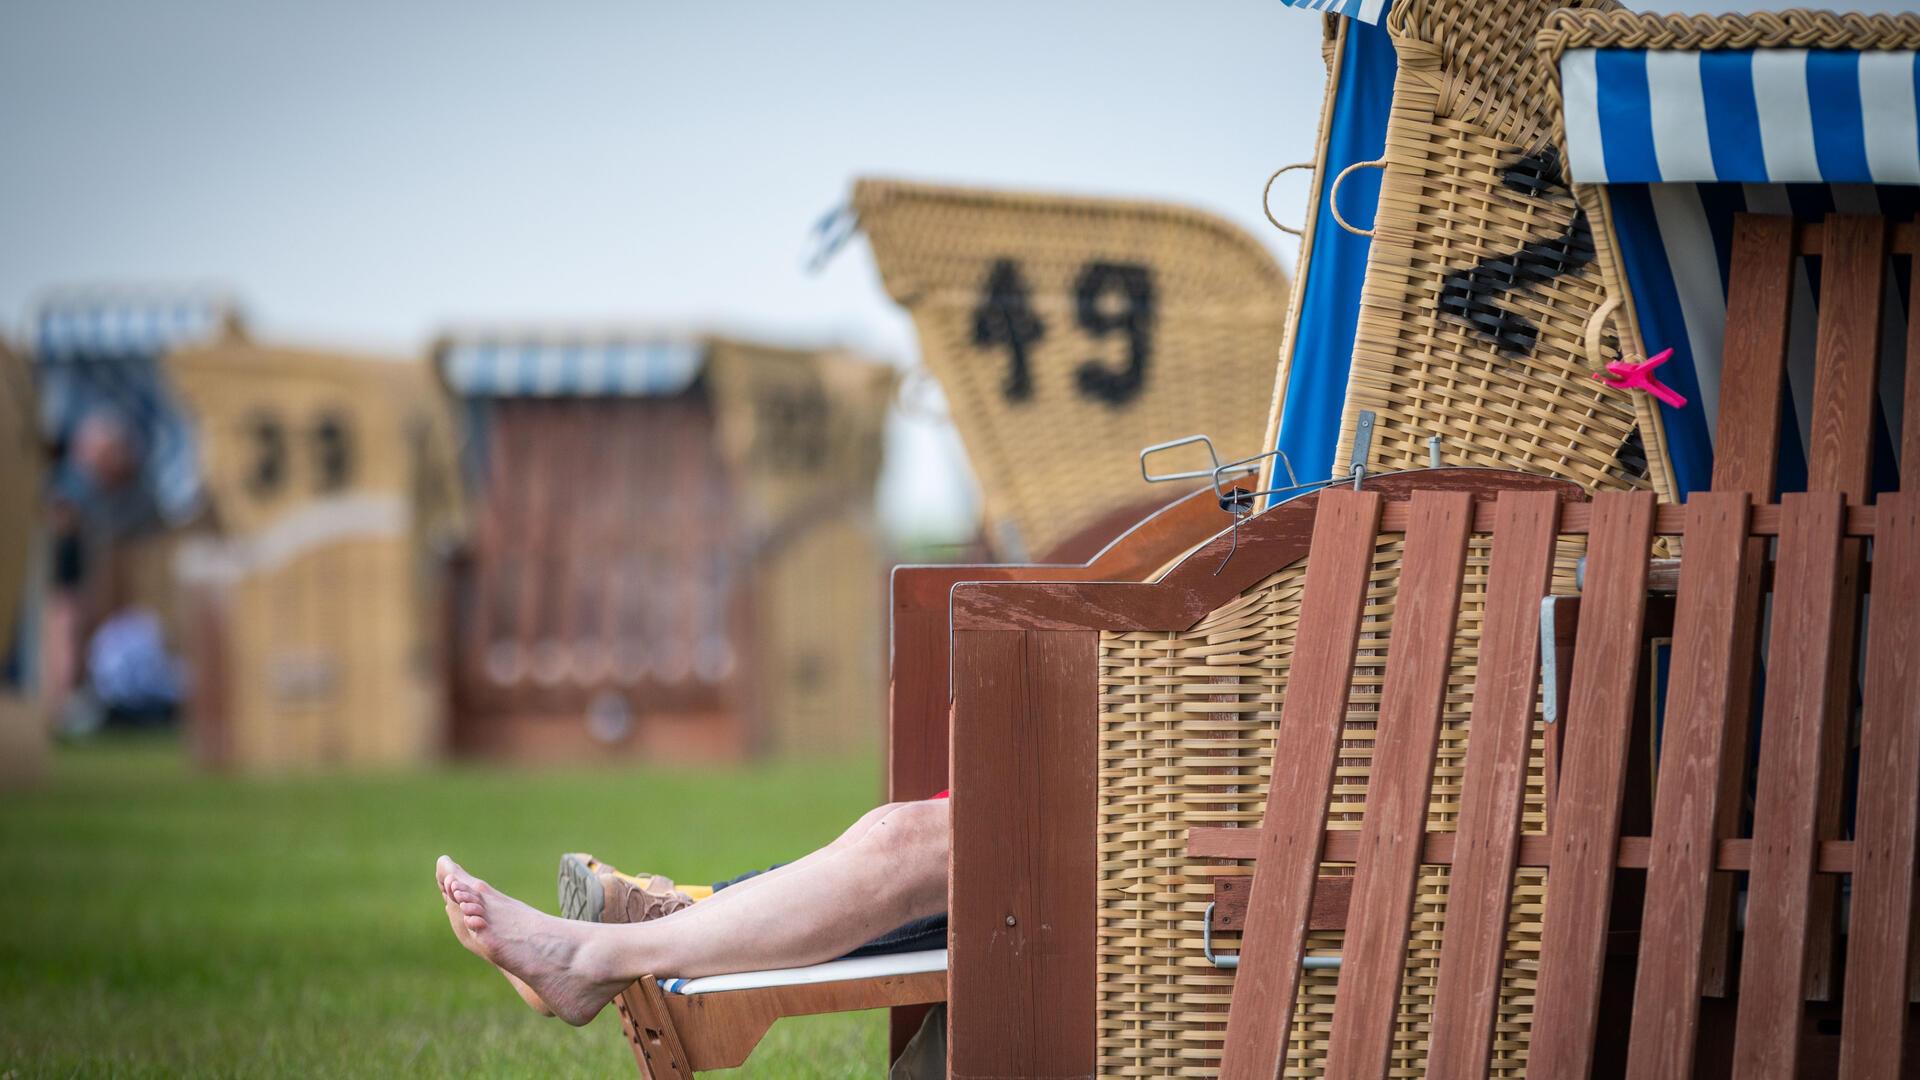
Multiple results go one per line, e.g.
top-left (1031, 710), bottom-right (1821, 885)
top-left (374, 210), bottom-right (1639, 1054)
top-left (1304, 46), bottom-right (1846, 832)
top-left (1324, 0), bottom-right (1650, 499)
top-left (854, 179), bottom-right (1289, 557)
top-left (1097, 528), bottom-right (1580, 1076)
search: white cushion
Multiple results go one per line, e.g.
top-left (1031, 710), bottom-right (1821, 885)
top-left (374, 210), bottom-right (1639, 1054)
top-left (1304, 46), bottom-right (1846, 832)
top-left (658, 949), bottom-right (947, 996)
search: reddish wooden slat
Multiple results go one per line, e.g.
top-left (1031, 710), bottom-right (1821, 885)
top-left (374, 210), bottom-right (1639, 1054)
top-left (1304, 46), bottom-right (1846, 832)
top-left (1703, 215), bottom-right (1797, 995)
top-left (1188, 827), bottom-right (1856, 874)
top-left (1528, 490), bottom-right (1656, 1078)
top-left (948, 628), bottom-right (1098, 1079)
top-left (1712, 215), bottom-right (1796, 497)
top-left (1732, 492), bottom-right (1849, 1077)
top-left (1907, 263), bottom-right (1920, 480)
top-left (1323, 492), bottom-right (1473, 1080)
top-left (1805, 215), bottom-right (1887, 498)
top-left (1211, 874), bottom-right (1354, 932)
top-left (1796, 219), bottom-right (1918, 255)
top-left (1804, 214), bottom-right (1886, 1001)
top-left (1417, 492), bottom-right (1561, 1079)
top-left (1218, 490), bottom-right (1383, 1078)
top-left (1839, 493), bottom-right (1920, 1079)
top-left (1622, 492), bottom-right (1753, 1077)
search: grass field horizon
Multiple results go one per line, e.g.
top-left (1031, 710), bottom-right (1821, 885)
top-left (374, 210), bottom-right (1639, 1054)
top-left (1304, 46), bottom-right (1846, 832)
top-left (0, 736), bottom-right (887, 1077)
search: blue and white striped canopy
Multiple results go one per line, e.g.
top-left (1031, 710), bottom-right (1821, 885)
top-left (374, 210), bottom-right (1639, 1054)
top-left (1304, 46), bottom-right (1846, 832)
top-left (1560, 47), bottom-right (1920, 185)
top-left (1553, 28), bottom-right (1919, 499)
top-left (1280, 0), bottom-right (1391, 27)
top-left (438, 337), bottom-right (705, 398)
top-left (1599, 182), bottom-right (1914, 501)
top-left (35, 296), bottom-right (231, 361)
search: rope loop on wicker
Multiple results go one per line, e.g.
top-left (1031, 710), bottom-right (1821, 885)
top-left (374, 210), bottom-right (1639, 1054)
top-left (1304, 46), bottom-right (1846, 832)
top-left (1262, 162), bottom-right (1315, 237)
top-left (1582, 294), bottom-right (1633, 374)
top-left (1328, 158), bottom-right (1386, 239)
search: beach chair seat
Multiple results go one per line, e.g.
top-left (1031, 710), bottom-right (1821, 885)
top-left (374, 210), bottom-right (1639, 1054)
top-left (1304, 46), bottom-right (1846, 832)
top-left (615, 952), bottom-right (947, 1078)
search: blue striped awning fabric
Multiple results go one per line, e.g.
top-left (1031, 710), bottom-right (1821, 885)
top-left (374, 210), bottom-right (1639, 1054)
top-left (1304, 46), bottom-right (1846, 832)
top-left (1279, 0), bottom-right (1392, 27)
top-left (35, 296), bottom-right (231, 361)
top-left (1560, 47), bottom-right (1920, 184)
top-left (1604, 181), bottom-right (1915, 500)
top-left (438, 337), bottom-right (705, 398)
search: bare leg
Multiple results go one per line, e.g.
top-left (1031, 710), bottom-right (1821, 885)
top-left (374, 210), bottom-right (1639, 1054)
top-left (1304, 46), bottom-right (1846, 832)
top-left (437, 799), bottom-right (948, 1026)
top-left (672, 800), bottom-right (904, 914)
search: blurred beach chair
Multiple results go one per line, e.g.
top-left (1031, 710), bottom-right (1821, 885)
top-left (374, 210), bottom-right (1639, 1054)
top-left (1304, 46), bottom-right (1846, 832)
top-left (851, 179), bottom-right (1290, 558)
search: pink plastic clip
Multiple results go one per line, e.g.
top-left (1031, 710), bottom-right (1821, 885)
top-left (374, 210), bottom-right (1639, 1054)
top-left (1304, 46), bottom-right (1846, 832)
top-left (1593, 347), bottom-right (1687, 409)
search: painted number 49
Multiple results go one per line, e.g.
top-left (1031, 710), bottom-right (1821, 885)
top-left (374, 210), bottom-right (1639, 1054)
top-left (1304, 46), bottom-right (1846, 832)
top-left (970, 258), bottom-right (1155, 408)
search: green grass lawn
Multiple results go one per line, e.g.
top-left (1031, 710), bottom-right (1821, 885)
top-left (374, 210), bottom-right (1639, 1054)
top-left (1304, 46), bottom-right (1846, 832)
top-left (0, 736), bottom-right (889, 1078)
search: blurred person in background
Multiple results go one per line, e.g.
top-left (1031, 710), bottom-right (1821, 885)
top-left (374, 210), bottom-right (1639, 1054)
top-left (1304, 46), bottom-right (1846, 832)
top-left (42, 405), bottom-right (181, 733)
top-left (436, 793), bottom-right (950, 1026)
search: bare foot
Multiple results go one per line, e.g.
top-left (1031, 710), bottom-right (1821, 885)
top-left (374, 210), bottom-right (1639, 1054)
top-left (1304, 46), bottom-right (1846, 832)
top-left (436, 855), bottom-right (631, 1026)
top-left (443, 896), bottom-right (555, 1017)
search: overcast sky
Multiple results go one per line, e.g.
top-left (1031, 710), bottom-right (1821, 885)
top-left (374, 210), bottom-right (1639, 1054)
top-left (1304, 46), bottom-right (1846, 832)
top-left (1, 0), bottom-right (1902, 538)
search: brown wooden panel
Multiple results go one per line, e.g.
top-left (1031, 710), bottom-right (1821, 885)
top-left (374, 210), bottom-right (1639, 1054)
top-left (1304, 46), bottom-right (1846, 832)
top-left (1703, 215), bottom-right (1797, 993)
top-left (1907, 264), bottom-right (1920, 480)
top-left (1839, 492), bottom-right (1920, 1079)
top-left (1529, 490), bottom-right (1656, 1079)
top-left (948, 628), bottom-right (1098, 1079)
top-left (1424, 491), bottom-right (1562, 1079)
top-left (1732, 492), bottom-right (1849, 1077)
top-left (1217, 490), bottom-right (1383, 1078)
top-left (1806, 215), bottom-right (1887, 498)
top-left (1211, 874), bottom-right (1354, 932)
top-left (1622, 492), bottom-right (1753, 1077)
top-left (1713, 214), bottom-right (1796, 497)
top-left (1803, 215), bottom-right (1885, 1001)
top-left (1323, 491), bottom-right (1473, 1080)
top-left (1796, 218), bottom-right (1918, 256)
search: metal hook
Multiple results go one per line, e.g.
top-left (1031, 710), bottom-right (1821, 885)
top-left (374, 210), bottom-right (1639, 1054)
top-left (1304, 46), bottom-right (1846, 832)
top-left (1140, 434), bottom-right (1226, 484)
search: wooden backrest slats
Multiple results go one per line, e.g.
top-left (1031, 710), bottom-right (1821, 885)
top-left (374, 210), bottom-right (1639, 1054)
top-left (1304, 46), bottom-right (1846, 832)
top-left (1622, 491), bottom-right (1755, 1078)
top-left (1527, 490), bottom-right (1658, 1079)
top-left (1839, 491), bottom-right (1920, 1079)
top-left (1423, 490), bottom-right (1562, 1079)
top-left (1731, 492), bottom-right (1852, 1076)
top-left (1321, 491), bottom-right (1473, 1080)
top-left (1216, 489), bottom-right (1383, 1078)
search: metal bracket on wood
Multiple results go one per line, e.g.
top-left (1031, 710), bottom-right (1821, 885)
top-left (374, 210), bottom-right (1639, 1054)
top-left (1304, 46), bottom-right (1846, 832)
top-left (1202, 901), bottom-right (1343, 970)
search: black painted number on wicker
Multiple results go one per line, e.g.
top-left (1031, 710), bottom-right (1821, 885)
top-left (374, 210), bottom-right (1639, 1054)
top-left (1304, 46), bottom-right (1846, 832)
top-left (1436, 146), bottom-right (1594, 356)
top-left (970, 258), bottom-right (1155, 408)
top-left (1073, 261), bottom-right (1154, 406)
top-left (972, 259), bottom-right (1044, 402)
